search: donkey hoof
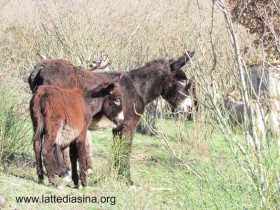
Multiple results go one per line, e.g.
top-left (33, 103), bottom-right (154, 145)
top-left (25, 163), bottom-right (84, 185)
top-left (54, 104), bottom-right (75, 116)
top-left (81, 183), bottom-right (88, 187)
top-left (57, 184), bottom-right (64, 190)
top-left (87, 168), bottom-right (93, 174)
top-left (74, 184), bottom-right (82, 189)
top-left (62, 174), bottom-right (72, 183)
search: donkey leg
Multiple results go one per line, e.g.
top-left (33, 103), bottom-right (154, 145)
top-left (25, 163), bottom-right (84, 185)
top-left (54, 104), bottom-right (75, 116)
top-left (85, 131), bottom-right (93, 173)
top-left (53, 145), bottom-right (71, 182)
top-left (33, 133), bottom-right (44, 184)
top-left (42, 140), bottom-right (61, 188)
top-left (77, 133), bottom-right (88, 187)
top-left (53, 145), bottom-right (66, 175)
top-left (187, 107), bottom-right (193, 120)
top-left (62, 147), bottom-right (72, 178)
top-left (113, 120), bottom-right (139, 186)
top-left (70, 142), bottom-right (79, 188)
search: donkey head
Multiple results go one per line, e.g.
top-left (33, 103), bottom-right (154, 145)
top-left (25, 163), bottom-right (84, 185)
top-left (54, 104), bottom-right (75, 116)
top-left (161, 51), bottom-right (195, 112)
top-left (85, 74), bottom-right (124, 125)
top-left (101, 82), bottom-right (124, 125)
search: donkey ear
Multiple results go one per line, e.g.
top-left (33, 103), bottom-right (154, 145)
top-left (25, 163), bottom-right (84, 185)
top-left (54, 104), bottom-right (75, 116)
top-left (170, 51), bottom-right (195, 72)
top-left (89, 60), bottom-right (102, 69)
top-left (186, 79), bottom-right (194, 89)
top-left (175, 70), bottom-right (187, 81)
top-left (87, 83), bottom-right (116, 98)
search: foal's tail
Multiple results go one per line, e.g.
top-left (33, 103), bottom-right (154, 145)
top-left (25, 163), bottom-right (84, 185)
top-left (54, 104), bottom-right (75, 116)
top-left (30, 93), bottom-right (44, 140)
top-left (30, 92), bottom-right (45, 182)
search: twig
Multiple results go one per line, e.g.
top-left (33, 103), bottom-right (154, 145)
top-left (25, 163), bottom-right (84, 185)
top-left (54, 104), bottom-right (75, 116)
top-left (215, 0), bottom-right (269, 205)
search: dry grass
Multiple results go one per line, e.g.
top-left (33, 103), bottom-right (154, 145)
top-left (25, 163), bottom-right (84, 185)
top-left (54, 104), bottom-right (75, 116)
top-left (0, 0), bottom-right (279, 209)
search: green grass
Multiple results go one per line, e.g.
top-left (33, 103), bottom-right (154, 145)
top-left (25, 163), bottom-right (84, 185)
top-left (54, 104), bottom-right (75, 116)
top-left (0, 1), bottom-right (278, 208)
top-left (0, 120), bottom-right (261, 209)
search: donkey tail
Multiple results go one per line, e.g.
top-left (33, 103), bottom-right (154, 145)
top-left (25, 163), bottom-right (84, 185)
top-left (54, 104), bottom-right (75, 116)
top-left (28, 63), bottom-right (46, 93)
top-left (30, 92), bottom-right (45, 182)
top-left (30, 93), bottom-right (44, 142)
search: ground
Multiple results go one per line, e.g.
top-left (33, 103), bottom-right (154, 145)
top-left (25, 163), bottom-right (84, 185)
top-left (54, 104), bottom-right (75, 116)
top-left (0, 120), bottom-right (260, 209)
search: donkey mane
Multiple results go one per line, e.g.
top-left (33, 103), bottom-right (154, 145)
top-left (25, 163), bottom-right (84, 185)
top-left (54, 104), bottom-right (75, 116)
top-left (130, 58), bottom-right (170, 74)
top-left (145, 58), bottom-right (170, 67)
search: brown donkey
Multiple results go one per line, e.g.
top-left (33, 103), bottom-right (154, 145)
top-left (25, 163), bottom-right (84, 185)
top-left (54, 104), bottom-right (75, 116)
top-left (28, 52), bottom-right (195, 185)
top-left (29, 58), bottom-right (124, 176)
top-left (30, 80), bottom-right (121, 188)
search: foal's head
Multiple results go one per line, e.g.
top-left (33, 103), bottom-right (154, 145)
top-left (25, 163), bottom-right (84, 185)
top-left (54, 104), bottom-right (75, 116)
top-left (161, 51), bottom-right (195, 112)
top-left (101, 82), bottom-right (124, 125)
top-left (86, 74), bottom-right (124, 125)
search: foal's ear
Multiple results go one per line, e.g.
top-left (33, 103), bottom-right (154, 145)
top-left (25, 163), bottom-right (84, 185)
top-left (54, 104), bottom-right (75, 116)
top-left (170, 51), bottom-right (195, 72)
top-left (175, 70), bottom-right (187, 81)
top-left (87, 83), bottom-right (116, 98)
top-left (186, 79), bottom-right (194, 89)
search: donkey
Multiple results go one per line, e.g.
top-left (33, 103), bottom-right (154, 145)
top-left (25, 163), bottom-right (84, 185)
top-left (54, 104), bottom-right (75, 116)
top-left (224, 91), bottom-right (266, 136)
top-left (28, 58), bottom-right (124, 130)
top-left (28, 58), bottom-right (124, 177)
top-left (30, 81), bottom-right (120, 188)
top-left (91, 52), bottom-right (196, 184)
top-left (28, 52), bottom-right (195, 185)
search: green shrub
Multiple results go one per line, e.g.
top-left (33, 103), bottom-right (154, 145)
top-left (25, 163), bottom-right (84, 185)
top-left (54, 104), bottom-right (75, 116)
top-left (0, 81), bottom-right (32, 168)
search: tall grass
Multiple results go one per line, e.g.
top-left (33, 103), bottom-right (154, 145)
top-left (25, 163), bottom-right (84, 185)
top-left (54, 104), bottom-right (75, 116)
top-left (0, 0), bottom-right (279, 208)
top-left (0, 79), bottom-right (32, 168)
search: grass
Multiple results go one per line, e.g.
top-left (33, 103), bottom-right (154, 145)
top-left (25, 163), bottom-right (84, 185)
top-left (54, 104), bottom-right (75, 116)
top-left (0, 119), bottom-right (261, 209)
top-left (0, 79), bottom-right (33, 168)
top-left (0, 0), bottom-right (278, 209)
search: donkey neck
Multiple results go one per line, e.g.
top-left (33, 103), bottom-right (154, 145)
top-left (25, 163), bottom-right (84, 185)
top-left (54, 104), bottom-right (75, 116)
top-left (127, 67), bottom-right (166, 105)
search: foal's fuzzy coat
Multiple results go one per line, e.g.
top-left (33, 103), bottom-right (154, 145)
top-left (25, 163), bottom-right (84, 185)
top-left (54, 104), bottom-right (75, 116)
top-left (30, 83), bottom-right (117, 188)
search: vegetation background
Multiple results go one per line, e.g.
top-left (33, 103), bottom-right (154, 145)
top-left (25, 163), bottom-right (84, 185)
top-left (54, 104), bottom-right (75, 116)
top-left (0, 0), bottom-right (279, 209)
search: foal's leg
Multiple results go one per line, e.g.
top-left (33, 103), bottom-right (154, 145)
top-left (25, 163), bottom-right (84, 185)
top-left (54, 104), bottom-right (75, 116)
top-left (42, 139), bottom-right (61, 188)
top-left (33, 133), bottom-right (44, 184)
top-left (70, 142), bottom-right (79, 188)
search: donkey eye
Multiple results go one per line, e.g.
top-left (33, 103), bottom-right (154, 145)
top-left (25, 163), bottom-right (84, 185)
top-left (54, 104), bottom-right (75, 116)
top-left (113, 98), bottom-right (121, 105)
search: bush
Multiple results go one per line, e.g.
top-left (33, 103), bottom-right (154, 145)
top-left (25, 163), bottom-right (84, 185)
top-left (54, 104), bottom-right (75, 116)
top-left (0, 80), bottom-right (32, 168)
